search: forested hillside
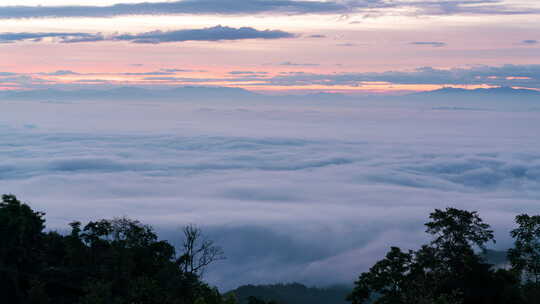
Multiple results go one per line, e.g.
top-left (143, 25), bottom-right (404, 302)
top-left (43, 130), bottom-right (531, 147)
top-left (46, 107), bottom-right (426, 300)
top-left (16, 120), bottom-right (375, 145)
top-left (229, 283), bottom-right (350, 304)
top-left (0, 194), bottom-right (229, 304)
top-left (2, 194), bottom-right (540, 304)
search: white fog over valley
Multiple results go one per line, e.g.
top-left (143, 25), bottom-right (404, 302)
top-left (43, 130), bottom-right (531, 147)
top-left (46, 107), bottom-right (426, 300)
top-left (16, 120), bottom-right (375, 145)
top-left (2, 94), bottom-right (539, 289)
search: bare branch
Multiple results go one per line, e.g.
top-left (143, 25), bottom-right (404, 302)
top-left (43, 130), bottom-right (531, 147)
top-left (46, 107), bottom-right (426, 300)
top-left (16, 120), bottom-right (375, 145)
top-left (177, 224), bottom-right (225, 277)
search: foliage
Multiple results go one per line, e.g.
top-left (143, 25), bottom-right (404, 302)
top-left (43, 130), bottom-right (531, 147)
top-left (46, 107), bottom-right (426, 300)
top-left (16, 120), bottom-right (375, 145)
top-left (507, 214), bottom-right (540, 302)
top-left (425, 208), bottom-right (494, 269)
top-left (2, 194), bottom-right (540, 304)
top-left (0, 195), bottom-right (228, 304)
top-left (508, 214), bottom-right (540, 283)
top-left (348, 207), bottom-right (524, 304)
top-left (0, 194), bottom-right (46, 303)
top-left (230, 283), bottom-right (350, 304)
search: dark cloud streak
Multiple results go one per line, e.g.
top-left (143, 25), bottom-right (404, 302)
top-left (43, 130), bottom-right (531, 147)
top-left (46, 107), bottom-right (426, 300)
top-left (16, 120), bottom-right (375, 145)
top-left (4, 64), bottom-right (540, 91)
top-left (0, 0), bottom-right (535, 19)
top-left (265, 65), bottom-right (540, 88)
top-left (113, 26), bottom-right (294, 44)
top-left (0, 0), bottom-right (351, 19)
top-left (0, 26), bottom-right (294, 44)
top-left (410, 41), bottom-right (447, 47)
top-left (0, 32), bottom-right (103, 43)
top-left (522, 40), bottom-right (538, 45)
top-left (279, 61), bottom-right (320, 66)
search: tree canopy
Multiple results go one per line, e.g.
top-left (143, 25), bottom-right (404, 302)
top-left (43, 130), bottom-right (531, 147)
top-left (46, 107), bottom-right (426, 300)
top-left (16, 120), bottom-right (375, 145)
top-left (0, 195), bottom-right (226, 304)
top-left (1, 195), bottom-right (540, 304)
top-left (348, 207), bottom-right (532, 304)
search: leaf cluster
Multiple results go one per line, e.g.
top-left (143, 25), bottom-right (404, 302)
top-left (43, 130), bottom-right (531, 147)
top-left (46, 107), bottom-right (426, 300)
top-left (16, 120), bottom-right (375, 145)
top-left (348, 207), bottom-right (527, 304)
top-left (0, 195), bottom-right (229, 304)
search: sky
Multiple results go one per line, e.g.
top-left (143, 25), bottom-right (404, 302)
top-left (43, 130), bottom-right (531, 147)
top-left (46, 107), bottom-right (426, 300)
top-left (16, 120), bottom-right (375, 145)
top-left (0, 0), bottom-right (539, 94)
top-left (2, 0), bottom-right (540, 291)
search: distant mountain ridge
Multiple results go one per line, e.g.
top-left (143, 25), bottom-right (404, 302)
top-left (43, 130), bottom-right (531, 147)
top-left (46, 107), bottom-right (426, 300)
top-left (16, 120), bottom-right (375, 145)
top-left (225, 251), bottom-right (508, 304)
top-left (0, 86), bottom-right (259, 101)
top-left (406, 86), bottom-right (540, 100)
top-left (392, 86), bottom-right (540, 111)
top-left (1, 86), bottom-right (539, 104)
top-left (227, 283), bottom-right (351, 304)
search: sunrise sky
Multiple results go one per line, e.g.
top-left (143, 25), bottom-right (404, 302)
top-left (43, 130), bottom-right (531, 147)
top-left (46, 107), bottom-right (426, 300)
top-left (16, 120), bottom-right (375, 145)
top-left (4, 1), bottom-right (540, 290)
top-left (0, 0), bottom-right (539, 94)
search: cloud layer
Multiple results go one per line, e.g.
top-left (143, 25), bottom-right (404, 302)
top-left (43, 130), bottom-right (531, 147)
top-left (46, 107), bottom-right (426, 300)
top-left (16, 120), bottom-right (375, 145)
top-left (3, 64), bottom-right (540, 92)
top-left (0, 0), bottom-right (536, 19)
top-left (0, 32), bottom-right (103, 43)
top-left (2, 63), bottom-right (540, 95)
top-left (0, 26), bottom-right (294, 44)
top-left (0, 0), bottom-right (350, 18)
top-left (410, 41), bottom-right (447, 47)
top-left (265, 65), bottom-right (540, 88)
top-left (1, 97), bottom-right (539, 289)
top-left (112, 26), bottom-right (294, 44)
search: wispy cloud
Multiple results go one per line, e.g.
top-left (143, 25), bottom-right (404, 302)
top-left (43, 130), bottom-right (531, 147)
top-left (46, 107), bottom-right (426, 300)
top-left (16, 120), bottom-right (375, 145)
top-left (279, 61), bottom-right (320, 67)
top-left (40, 70), bottom-right (80, 76)
top-left (0, 0), bottom-right (536, 20)
top-left (336, 42), bottom-right (358, 47)
top-left (264, 65), bottom-right (540, 88)
top-left (0, 0), bottom-right (351, 19)
top-left (113, 26), bottom-right (295, 44)
top-left (161, 68), bottom-right (207, 73)
top-left (410, 41), bottom-right (447, 47)
top-left (0, 32), bottom-right (103, 43)
top-left (403, 0), bottom-right (540, 16)
top-left (0, 26), bottom-right (295, 44)
top-left (3, 64), bottom-right (540, 91)
top-left (521, 39), bottom-right (538, 45)
top-left (228, 71), bottom-right (269, 75)
top-left (121, 71), bottom-right (177, 76)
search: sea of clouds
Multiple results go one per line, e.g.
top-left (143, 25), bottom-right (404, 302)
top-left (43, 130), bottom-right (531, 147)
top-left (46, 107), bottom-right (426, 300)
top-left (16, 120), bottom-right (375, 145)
top-left (1, 97), bottom-right (540, 289)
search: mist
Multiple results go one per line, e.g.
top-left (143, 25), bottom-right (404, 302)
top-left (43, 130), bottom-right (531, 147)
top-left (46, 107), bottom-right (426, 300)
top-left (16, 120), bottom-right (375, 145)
top-left (1, 94), bottom-right (539, 290)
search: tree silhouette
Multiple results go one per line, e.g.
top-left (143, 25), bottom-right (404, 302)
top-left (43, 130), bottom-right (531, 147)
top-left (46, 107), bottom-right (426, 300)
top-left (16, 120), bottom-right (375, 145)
top-left (508, 214), bottom-right (540, 283)
top-left (508, 214), bottom-right (540, 302)
top-left (0, 195), bottom-right (232, 304)
top-left (348, 207), bottom-right (522, 304)
top-left (425, 207), bottom-right (494, 269)
top-left (177, 224), bottom-right (225, 277)
top-left (0, 194), bottom-right (46, 303)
